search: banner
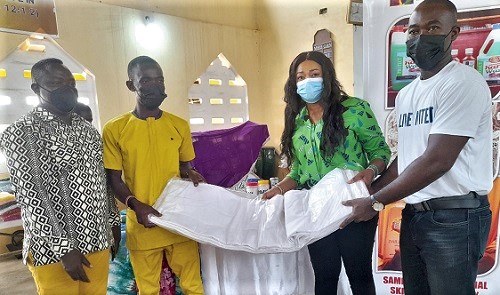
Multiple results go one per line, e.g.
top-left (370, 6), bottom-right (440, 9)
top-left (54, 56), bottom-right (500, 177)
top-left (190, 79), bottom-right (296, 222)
top-left (0, 0), bottom-right (57, 36)
top-left (364, 0), bottom-right (500, 294)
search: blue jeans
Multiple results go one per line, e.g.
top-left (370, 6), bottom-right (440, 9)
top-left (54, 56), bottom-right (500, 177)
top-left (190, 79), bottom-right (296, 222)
top-left (400, 196), bottom-right (491, 295)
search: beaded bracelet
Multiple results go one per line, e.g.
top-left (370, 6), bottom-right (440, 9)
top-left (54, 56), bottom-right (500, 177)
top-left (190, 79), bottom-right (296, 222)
top-left (367, 164), bottom-right (380, 180)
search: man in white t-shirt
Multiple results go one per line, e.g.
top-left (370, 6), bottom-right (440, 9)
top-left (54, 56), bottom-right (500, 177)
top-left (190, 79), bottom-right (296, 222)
top-left (341, 0), bottom-right (493, 294)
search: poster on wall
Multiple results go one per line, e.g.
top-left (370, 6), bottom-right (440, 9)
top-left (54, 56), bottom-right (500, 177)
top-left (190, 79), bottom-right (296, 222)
top-left (0, 0), bottom-right (58, 36)
top-left (386, 8), bottom-right (500, 109)
top-left (364, 0), bottom-right (500, 294)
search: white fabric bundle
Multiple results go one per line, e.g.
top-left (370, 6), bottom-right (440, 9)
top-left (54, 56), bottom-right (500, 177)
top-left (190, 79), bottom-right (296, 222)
top-left (150, 168), bottom-right (369, 253)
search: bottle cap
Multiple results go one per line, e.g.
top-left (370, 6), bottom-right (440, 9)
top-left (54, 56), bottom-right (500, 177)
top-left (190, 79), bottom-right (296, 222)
top-left (393, 25), bottom-right (404, 32)
top-left (465, 48), bottom-right (474, 55)
top-left (451, 49), bottom-right (458, 55)
top-left (258, 180), bottom-right (270, 185)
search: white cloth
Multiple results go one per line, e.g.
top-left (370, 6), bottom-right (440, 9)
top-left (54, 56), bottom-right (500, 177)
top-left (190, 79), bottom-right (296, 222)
top-left (150, 168), bottom-right (362, 294)
top-left (150, 168), bottom-right (368, 253)
top-left (198, 244), bottom-right (353, 295)
top-left (199, 245), bottom-right (315, 295)
top-left (396, 61), bottom-right (493, 203)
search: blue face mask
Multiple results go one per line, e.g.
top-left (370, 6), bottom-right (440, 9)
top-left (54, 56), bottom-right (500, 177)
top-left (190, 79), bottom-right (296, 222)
top-left (296, 77), bottom-right (323, 103)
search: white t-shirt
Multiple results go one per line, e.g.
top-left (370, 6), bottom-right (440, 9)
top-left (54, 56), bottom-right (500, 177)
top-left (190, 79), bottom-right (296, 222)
top-left (396, 61), bottom-right (493, 204)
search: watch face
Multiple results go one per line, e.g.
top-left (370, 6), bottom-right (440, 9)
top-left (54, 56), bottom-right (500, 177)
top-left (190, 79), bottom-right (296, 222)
top-left (373, 201), bottom-right (384, 211)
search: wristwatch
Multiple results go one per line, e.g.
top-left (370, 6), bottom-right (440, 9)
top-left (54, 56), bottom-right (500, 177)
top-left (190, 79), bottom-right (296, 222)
top-left (370, 195), bottom-right (385, 211)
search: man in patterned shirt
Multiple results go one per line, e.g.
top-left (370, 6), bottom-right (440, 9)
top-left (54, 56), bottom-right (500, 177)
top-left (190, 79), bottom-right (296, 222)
top-left (0, 58), bottom-right (121, 295)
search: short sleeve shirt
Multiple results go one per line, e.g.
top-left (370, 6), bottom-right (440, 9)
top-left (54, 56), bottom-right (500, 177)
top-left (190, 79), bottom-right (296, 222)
top-left (396, 61), bottom-right (493, 203)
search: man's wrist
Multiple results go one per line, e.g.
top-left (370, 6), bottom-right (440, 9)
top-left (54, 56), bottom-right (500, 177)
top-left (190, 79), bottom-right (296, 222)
top-left (370, 194), bottom-right (385, 211)
top-left (125, 195), bottom-right (140, 210)
top-left (181, 167), bottom-right (197, 178)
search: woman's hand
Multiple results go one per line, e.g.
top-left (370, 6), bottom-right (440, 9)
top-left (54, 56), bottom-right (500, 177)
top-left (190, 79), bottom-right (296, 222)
top-left (261, 186), bottom-right (282, 200)
top-left (347, 169), bottom-right (376, 187)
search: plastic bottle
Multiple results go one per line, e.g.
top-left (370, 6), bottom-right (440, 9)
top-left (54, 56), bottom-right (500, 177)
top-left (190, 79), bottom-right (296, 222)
top-left (462, 48), bottom-right (476, 68)
top-left (390, 26), bottom-right (420, 91)
top-left (257, 180), bottom-right (270, 196)
top-left (451, 49), bottom-right (460, 62)
top-left (477, 23), bottom-right (500, 85)
top-left (378, 200), bottom-right (405, 267)
top-left (245, 181), bottom-right (258, 195)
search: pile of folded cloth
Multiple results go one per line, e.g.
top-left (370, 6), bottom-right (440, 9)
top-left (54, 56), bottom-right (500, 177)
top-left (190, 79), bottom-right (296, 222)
top-left (0, 191), bottom-right (20, 223)
top-left (150, 168), bottom-right (368, 253)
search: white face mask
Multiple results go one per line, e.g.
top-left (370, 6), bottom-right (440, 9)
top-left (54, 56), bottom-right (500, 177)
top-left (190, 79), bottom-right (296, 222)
top-left (296, 77), bottom-right (324, 103)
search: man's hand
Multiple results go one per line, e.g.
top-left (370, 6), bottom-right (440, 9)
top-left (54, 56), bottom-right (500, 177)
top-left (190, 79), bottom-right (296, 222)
top-left (110, 225), bottom-right (121, 260)
top-left (187, 169), bottom-right (206, 187)
top-left (129, 198), bottom-right (162, 228)
top-left (60, 249), bottom-right (91, 282)
top-left (340, 197), bottom-right (378, 229)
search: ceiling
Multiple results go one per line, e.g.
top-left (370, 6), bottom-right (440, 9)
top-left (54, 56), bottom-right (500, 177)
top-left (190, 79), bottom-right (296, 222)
top-left (82, 0), bottom-right (260, 30)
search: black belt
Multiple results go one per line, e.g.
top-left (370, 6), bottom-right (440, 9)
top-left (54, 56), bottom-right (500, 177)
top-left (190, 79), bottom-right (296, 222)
top-left (408, 192), bottom-right (487, 212)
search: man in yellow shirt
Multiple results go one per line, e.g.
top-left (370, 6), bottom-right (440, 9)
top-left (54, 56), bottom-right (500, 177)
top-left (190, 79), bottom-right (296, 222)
top-left (103, 56), bottom-right (205, 295)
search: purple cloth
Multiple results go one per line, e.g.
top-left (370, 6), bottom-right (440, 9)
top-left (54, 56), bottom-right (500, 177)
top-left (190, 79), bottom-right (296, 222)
top-left (191, 121), bottom-right (269, 188)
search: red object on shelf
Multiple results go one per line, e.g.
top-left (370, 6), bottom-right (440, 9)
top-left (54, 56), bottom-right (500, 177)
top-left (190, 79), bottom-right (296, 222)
top-left (0, 207), bottom-right (21, 222)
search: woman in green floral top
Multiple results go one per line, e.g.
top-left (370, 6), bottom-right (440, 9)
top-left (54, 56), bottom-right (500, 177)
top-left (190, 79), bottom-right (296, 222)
top-left (262, 51), bottom-right (390, 295)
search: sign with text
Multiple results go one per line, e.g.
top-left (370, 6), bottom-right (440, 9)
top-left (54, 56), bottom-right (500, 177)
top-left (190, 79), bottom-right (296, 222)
top-left (363, 0), bottom-right (500, 294)
top-left (1, 0), bottom-right (58, 36)
top-left (313, 29), bottom-right (334, 64)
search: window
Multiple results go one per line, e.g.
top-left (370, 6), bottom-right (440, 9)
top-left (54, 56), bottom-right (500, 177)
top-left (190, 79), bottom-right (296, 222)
top-left (188, 53), bottom-right (248, 132)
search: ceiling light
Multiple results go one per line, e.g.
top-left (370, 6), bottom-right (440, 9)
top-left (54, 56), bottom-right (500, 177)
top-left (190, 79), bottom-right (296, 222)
top-left (135, 16), bottom-right (164, 49)
top-left (26, 96), bottom-right (39, 106)
top-left (0, 96), bottom-right (12, 105)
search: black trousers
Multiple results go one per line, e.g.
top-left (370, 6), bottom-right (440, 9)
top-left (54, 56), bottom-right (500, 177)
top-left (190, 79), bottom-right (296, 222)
top-left (308, 215), bottom-right (378, 295)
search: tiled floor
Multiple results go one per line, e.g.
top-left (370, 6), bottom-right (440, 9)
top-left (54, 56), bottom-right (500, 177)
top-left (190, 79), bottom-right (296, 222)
top-left (0, 254), bottom-right (36, 294)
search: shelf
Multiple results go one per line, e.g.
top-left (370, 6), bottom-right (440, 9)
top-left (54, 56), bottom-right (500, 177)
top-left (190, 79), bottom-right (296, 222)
top-left (0, 219), bottom-right (22, 231)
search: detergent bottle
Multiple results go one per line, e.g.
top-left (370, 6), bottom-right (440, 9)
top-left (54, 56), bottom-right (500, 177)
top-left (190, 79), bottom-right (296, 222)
top-left (477, 23), bottom-right (500, 85)
top-left (390, 26), bottom-right (419, 91)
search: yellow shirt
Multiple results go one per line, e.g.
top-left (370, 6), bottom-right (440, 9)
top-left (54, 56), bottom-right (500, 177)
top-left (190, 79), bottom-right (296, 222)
top-left (103, 111), bottom-right (195, 250)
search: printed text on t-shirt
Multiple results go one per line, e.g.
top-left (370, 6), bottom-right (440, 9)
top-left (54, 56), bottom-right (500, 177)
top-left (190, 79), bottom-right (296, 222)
top-left (398, 106), bottom-right (434, 127)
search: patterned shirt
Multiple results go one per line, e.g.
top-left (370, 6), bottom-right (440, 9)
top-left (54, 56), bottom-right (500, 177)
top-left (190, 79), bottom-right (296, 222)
top-left (289, 97), bottom-right (391, 188)
top-left (0, 107), bottom-right (120, 266)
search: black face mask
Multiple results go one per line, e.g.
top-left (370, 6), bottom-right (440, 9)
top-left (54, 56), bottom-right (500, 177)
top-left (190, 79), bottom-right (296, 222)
top-left (406, 30), bottom-right (453, 71)
top-left (39, 84), bottom-right (79, 113)
top-left (137, 84), bottom-right (167, 110)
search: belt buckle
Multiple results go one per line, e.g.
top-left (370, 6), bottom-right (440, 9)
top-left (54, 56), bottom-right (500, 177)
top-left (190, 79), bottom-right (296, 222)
top-left (411, 201), bottom-right (432, 212)
top-left (422, 201), bottom-right (432, 211)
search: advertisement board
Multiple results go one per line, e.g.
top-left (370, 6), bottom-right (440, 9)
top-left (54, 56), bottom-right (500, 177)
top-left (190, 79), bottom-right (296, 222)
top-left (364, 0), bottom-right (500, 294)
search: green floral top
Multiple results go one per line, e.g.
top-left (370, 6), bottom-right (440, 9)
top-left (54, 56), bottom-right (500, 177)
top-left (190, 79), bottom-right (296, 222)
top-left (288, 96), bottom-right (390, 188)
